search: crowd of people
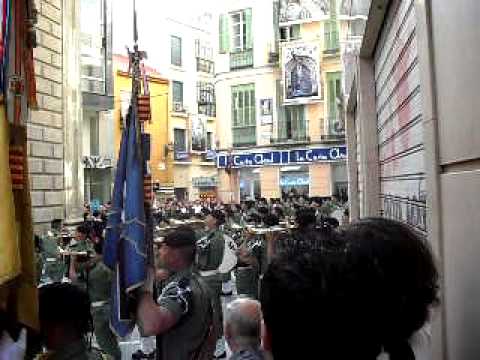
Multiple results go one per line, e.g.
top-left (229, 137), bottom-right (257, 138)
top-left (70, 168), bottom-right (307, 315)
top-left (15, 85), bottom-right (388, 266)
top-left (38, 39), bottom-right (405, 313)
top-left (0, 195), bottom-right (439, 360)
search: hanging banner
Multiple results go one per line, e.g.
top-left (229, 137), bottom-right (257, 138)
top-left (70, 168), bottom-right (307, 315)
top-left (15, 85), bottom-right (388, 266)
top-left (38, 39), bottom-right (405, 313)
top-left (191, 114), bottom-right (207, 152)
top-left (217, 146), bottom-right (347, 168)
top-left (282, 42), bottom-right (322, 103)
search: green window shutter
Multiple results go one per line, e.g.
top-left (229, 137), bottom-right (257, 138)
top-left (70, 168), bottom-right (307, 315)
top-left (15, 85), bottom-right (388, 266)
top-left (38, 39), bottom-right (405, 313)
top-left (245, 8), bottom-right (253, 50)
top-left (219, 14), bottom-right (230, 54)
top-left (327, 72), bottom-right (341, 120)
top-left (276, 80), bottom-right (286, 139)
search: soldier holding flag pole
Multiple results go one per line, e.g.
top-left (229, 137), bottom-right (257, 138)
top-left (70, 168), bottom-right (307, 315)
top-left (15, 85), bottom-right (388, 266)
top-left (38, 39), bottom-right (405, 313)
top-left (103, 2), bottom-right (216, 359)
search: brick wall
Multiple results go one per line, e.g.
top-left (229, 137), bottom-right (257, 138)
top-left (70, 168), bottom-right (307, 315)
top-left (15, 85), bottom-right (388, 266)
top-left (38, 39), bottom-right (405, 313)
top-left (29, 0), bottom-right (64, 230)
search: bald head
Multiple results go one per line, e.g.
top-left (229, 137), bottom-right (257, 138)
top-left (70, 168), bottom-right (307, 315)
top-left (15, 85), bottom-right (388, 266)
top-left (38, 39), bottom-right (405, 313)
top-left (225, 298), bottom-right (262, 351)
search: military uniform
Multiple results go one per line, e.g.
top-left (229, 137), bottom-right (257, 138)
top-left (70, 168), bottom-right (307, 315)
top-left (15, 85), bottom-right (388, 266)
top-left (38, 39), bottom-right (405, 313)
top-left (156, 267), bottom-right (214, 360)
top-left (41, 235), bottom-right (66, 283)
top-left (87, 260), bottom-right (121, 360)
top-left (235, 234), bottom-right (263, 299)
top-left (196, 228), bottom-right (225, 337)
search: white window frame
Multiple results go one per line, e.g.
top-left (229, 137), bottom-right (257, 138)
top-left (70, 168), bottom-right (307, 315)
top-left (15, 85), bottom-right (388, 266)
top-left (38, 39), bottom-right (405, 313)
top-left (230, 10), bottom-right (246, 52)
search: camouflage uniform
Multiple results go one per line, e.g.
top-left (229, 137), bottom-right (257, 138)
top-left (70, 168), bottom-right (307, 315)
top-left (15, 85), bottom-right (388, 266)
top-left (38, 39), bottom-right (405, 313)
top-left (196, 228), bottom-right (225, 337)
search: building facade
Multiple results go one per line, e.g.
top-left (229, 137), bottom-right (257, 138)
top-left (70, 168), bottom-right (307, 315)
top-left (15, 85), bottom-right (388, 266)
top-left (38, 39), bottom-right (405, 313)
top-left (112, 55), bottom-right (171, 199)
top-left (215, 0), bottom-right (348, 203)
top-left (145, 15), bottom-right (218, 202)
top-left (345, 0), bottom-right (480, 358)
top-left (79, 0), bottom-right (114, 206)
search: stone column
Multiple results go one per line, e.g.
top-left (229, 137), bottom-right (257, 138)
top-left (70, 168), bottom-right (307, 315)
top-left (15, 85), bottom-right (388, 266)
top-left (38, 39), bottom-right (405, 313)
top-left (62, 0), bottom-right (84, 224)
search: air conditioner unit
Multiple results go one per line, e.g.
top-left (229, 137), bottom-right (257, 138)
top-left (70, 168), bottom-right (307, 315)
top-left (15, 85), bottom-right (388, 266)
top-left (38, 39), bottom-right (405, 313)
top-left (173, 102), bottom-right (184, 113)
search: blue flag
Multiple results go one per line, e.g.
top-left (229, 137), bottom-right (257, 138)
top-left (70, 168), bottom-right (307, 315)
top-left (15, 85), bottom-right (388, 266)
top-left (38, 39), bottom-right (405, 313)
top-left (104, 106), bottom-right (146, 337)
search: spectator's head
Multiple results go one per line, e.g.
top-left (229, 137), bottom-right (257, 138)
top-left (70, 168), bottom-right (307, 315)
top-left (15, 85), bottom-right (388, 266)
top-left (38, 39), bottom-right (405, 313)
top-left (39, 283), bottom-right (93, 351)
top-left (295, 207), bottom-right (316, 229)
top-left (157, 225), bottom-right (197, 271)
top-left (206, 210), bottom-right (225, 230)
top-left (225, 298), bottom-right (263, 353)
top-left (260, 230), bottom-right (348, 359)
top-left (340, 218), bottom-right (439, 359)
top-left (75, 224), bottom-right (89, 241)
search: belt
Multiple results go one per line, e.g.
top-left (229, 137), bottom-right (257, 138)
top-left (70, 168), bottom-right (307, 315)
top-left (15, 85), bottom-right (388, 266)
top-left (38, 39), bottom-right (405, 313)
top-left (199, 270), bottom-right (219, 277)
top-left (236, 266), bottom-right (253, 271)
top-left (46, 258), bottom-right (57, 263)
top-left (91, 300), bottom-right (108, 308)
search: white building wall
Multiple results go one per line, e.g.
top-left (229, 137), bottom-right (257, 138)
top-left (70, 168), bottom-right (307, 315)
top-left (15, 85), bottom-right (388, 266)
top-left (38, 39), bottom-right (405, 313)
top-left (215, 0), bottom-right (279, 150)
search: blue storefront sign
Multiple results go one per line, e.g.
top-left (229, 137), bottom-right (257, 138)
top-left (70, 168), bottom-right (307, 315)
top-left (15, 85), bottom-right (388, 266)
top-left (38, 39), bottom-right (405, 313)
top-left (280, 175), bottom-right (310, 187)
top-left (216, 146), bottom-right (347, 168)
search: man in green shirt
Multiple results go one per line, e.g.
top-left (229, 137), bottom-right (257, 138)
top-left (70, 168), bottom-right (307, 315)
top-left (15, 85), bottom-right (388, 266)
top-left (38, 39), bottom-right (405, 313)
top-left (137, 226), bottom-right (215, 360)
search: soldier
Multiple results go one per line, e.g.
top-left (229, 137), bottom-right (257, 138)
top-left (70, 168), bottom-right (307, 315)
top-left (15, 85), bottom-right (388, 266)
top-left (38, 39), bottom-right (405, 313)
top-left (41, 230), bottom-right (66, 284)
top-left (196, 210), bottom-right (228, 358)
top-left (137, 226), bottom-right (216, 360)
top-left (69, 241), bottom-right (121, 360)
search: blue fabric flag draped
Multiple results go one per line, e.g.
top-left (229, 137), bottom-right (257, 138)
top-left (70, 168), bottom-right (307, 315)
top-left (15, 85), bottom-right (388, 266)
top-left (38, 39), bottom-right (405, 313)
top-left (104, 105), bottom-right (147, 338)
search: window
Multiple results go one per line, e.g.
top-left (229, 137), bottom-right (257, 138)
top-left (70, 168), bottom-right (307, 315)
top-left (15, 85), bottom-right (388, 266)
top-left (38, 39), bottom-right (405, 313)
top-left (89, 112), bottom-right (99, 155)
top-left (172, 81), bottom-right (183, 110)
top-left (219, 8), bottom-right (252, 54)
top-left (174, 128), bottom-right (187, 152)
top-left (196, 39), bottom-right (215, 73)
top-left (349, 18), bottom-right (366, 37)
top-left (80, 0), bottom-right (106, 94)
top-left (327, 72), bottom-right (343, 134)
top-left (197, 82), bottom-right (216, 117)
top-left (171, 35), bottom-right (182, 66)
top-left (278, 105), bottom-right (306, 141)
top-left (232, 84), bottom-right (256, 147)
top-left (207, 132), bottom-right (213, 150)
top-left (324, 0), bottom-right (339, 51)
top-left (280, 24), bottom-right (300, 42)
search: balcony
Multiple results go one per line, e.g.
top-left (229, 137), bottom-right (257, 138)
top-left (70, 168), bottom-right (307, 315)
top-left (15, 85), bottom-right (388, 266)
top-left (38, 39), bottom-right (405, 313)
top-left (174, 150), bottom-right (191, 162)
top-left (196, 58), bottom-right (215, 74)
top-left (270, 135), bottom-right (311, 145)
top-left (232, 126), bottom-right (256, 148)
top-left (230, 49), bottom-right (254, 70)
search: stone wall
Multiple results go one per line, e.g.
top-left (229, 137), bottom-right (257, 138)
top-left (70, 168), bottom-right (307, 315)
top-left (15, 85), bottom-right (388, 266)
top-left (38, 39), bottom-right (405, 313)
top-left (29, 0), bottom-right (64, 231)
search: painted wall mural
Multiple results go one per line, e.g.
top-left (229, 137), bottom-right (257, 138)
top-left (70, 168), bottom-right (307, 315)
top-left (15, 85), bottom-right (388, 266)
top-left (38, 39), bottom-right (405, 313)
top-left (279, 0), bottom-right (330, 24)
top-left (282, 43), bottom-right (322, 102)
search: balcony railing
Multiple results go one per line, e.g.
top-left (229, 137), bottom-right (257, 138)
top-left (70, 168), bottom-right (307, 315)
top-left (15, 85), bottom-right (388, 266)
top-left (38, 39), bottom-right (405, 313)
top-left (233, 126), bottom-right (256, 148)
top-left (230, 49), bottom-right (254, 70)
top-left (270, 135), bottom-right (311, 144)
top-left (174, 150), bottom-right (191, 161)
top-left (196, 58), bottom-right (215, 74)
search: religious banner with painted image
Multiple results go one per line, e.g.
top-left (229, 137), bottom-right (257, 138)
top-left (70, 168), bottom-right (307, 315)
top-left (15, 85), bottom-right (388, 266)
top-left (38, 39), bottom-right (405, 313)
top-left (282, 42), bottom-right (322, 103)
top-left (279, 0), bottom-right (330, 25)
top-left (191, 114), bottom-right (207, 152)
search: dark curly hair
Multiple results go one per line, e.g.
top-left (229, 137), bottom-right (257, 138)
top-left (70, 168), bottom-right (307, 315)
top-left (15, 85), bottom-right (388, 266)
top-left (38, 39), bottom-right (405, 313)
top-left (39, 283), bottom-right (93, 341)
top-left (340, 218), bottom-right (440, 359)
top-left (260, 218), bottom-right (439, 360)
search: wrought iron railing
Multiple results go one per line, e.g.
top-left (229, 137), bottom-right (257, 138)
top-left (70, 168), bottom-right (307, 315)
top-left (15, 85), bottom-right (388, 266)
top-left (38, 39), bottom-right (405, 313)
top-left (230, 49), bottom-right (254, 70)
top-left (232, 126), bottom-right (256, 147)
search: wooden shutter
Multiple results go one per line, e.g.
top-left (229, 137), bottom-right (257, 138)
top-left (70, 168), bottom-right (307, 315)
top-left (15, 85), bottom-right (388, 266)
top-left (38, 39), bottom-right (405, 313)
top-left (245, 8), bottom-right (253, 50)
top-left (219, 14), bottom-right (230, 54)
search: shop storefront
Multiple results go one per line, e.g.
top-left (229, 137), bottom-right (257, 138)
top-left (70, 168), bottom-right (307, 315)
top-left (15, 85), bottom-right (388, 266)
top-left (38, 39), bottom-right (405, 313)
top-left (280, 166), bottom-right (309, 199)
top-left (217, 146), bottom-right (347, 202)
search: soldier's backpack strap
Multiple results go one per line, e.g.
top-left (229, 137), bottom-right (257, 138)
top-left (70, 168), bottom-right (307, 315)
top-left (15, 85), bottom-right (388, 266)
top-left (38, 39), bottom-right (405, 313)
top-left (189, 275), bottom-right (216, 360)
